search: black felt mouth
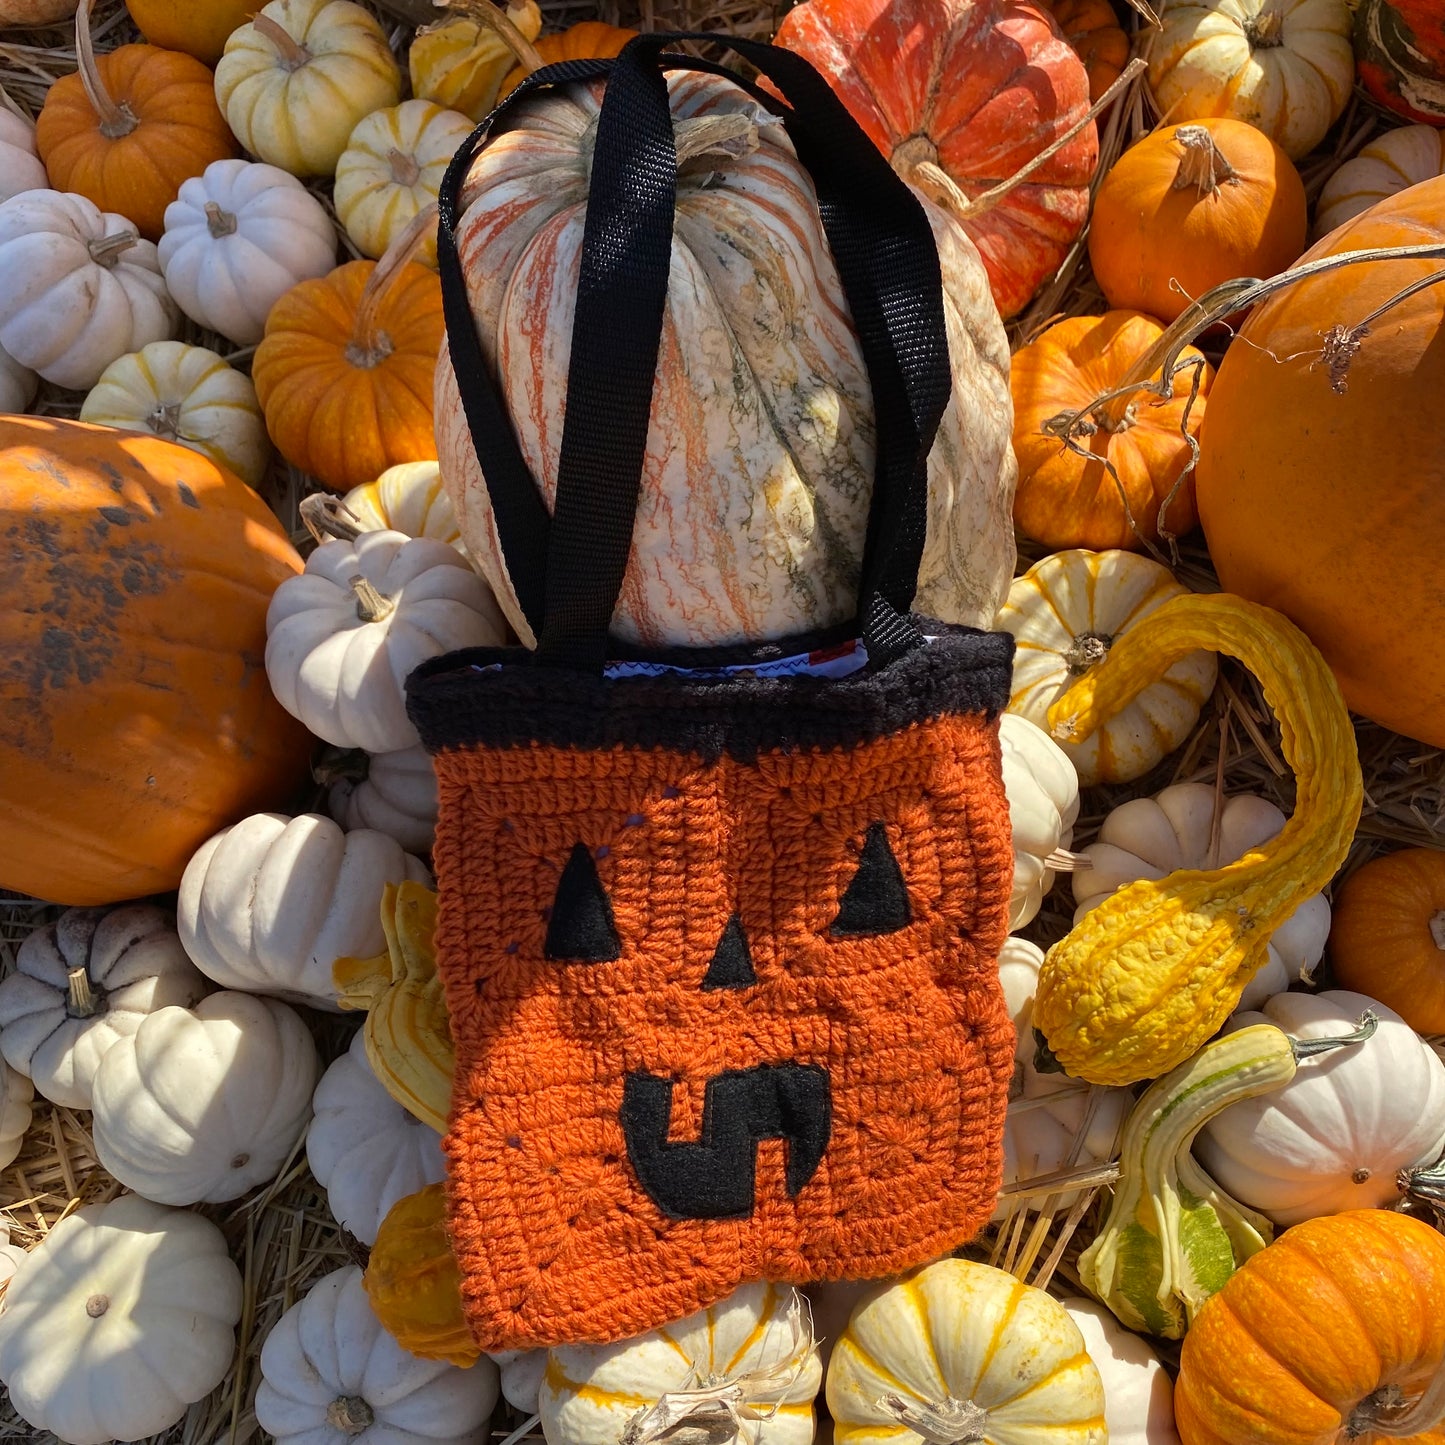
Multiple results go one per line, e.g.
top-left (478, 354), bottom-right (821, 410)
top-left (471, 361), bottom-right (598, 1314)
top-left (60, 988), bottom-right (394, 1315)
top-left (621, 1063), bottom-right (832, 1220)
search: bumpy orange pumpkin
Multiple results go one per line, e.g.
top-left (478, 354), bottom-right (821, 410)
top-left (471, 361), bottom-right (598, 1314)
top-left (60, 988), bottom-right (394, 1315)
top-left (0, 416), bottom-right (309, 907)
top-left (1174, 1210), bottom-right (1445, 1445)
top-left (497, 20), bottom-right (637, 100)
top-left (775, 0), bottom-right (1098, 319)
top-left (36, 0), bottom-right (238, 241)
top-left (364, 1183), bottom-right (478, 1366)
top-left (1042, 0), bottom-right (1130, 102)
top-left (1090, 118), bottom-right (1308, 323)
top-left (1330, 848), bottom-right (1445, 1035)
top-left (252, 215), bottom-right (443, 492)
top-left (1196, 177), bottom-right (1445, 749)
top-left (1011, 309), bottom-right (1211, 550)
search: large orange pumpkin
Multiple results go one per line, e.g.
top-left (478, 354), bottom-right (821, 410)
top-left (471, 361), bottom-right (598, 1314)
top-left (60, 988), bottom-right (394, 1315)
top-left (36, 0), bottom-right (237, 242)
top-left (1330, 848), bottom-right (1445, 1035)
top-left (0, 416), bottom-right (309, 907)
top-left (1196, 176), bottom-right (1445, 748)
top-left (1011, 309), bottom-right (1211, 550)
top-left (1174, 1210), bottom-right (1445, 1445)
top-left (775, 0), bottom-right (1098, 319)
top-left (252, 215), bottom-right (443, 492)
top-left (1089, 118), bottom-right (1308, 323)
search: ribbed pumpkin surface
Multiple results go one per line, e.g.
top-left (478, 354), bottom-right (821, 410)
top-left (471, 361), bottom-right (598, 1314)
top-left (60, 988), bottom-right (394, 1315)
top-left (0, 416), bottom-right (309, 905)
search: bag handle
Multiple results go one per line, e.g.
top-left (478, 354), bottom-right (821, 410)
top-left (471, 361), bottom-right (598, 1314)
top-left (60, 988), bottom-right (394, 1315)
top-left (436, 34), bottom-right (953, 674)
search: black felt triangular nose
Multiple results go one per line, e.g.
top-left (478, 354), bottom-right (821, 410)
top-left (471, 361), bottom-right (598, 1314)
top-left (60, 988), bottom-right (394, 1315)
top-left (701, 913), bottom-right (756, 990)
top-left (544, 844), bottom-right (621, 961)
top-left (830, 822), bottom-right (911, 936)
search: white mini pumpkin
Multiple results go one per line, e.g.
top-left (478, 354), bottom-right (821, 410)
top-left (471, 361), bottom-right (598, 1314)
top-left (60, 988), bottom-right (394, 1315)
top-left (341, 461), bottom-right (464, 550)
top-left (996, 549), bottom-right (1217, 786)
top-left (1313, 125), bottom-right (1445, 240)
top-left (1072, 782), bottom-right (1331, 1011)
top-left (0, 1194), bottom-right (242, 1445)
top-left (0, 1062), bottom-right (33, 1173)
top-left (0, 189), bottom-right (177, 390)
top-left (329, 744), bottom-right (438, 853)
top-left (1062, 1298), bottom-right (1181, 1445)
top-left (266, 532), bottom-right (507, 754)
top-left (215, 0), bottom-right (404, 177)
top-left (334, 99), bottom-right (473, 264)
top-left (1000, 712), bottom-right (1079, 930)
top-left (0, 905), bottom-right (208, 1110)
top-left (542, 1281), bottom-right (821, 1445)
top-left (0, 113), bottom-right (46, 204)
top-left (256, 1265), bottom-right (500, 1444)
top-left (0, 342), bottom-right (36, 416)
top-left (307, 1028), bottom-right (445, 1245)
top-left (827, 1258), bottom-right (1106, 1445)
top-left (92, 991), bottom-right (320, 1205)
top-left (80, 341), bottom-right (272, 487)
top-left (159, 157), bottom-right (337, 346)
top-left (996, 937), bottom-right (1128, 1221)
top-left (0, 1226), bottom-right (27, 1292)
top-left (491, 1347), bottom-right (547, 1415)
top-left (178, 811), bottom-right (431, 1008)
top-left (1195, 989), bottom-right (1445, 1227)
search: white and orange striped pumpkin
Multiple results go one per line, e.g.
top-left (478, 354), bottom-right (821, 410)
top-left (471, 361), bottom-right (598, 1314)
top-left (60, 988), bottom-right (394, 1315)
top-left (437, 70), bottom-right (1017, 650)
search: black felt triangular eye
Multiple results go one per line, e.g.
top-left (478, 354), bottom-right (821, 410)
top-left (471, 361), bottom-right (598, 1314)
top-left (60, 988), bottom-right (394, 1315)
top-left (544, 844), bottom-right (621, 961)
top-left (701, 914), bottom-right (756, 990)
top-left (830, 823), bottom-right (911, 936)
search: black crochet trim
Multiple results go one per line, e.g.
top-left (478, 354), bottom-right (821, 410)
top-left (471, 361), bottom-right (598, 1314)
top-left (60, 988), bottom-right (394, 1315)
top-left (406, 623), bottom-right (1013, 762)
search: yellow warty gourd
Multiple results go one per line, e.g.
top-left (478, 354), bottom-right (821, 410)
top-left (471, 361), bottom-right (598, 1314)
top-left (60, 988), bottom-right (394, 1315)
top-left (334, 881), bottom-right (453, 1131)
top-left (1033, 593), bottom-right (1362, 1085)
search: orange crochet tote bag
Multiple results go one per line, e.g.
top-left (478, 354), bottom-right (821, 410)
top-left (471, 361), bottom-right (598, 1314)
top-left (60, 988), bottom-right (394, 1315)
top-left (408, 34), bottom-right (1017, 1353)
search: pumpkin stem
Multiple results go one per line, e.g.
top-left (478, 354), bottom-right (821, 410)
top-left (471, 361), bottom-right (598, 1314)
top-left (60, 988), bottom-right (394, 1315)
top-left (1063, 631), bottom-right (1113, 674)
top-left (1349, 1371), bottom-right (1445, 1438)
top-left (1172, 124), bottom-right (1237, 195)
top-left (1289, 1010), bottom-right (1378, 1058)
top-left (300, 492), bottom-right (368, 544)
top-left (1244, 4), bottom-right (1286, 48)
top-left (147, 401), bottom-right (183, 441)
top-left (878, 1394), bottom-right (990, 1444)
top-left (438, 0), bottom-right (544, 73)
top-left (204, 202), bottom-right (238, 238)
top-left (387, 147), bottom-right (422, 187)
top-left (74, 0), bottom-right (137, 139)
top-left (350, 573), bottom-right (396, 623)
top-left (346, 204), bottom-right (437, 369)
top-left (86, 230), bottom-right (139, 268)
top-left (895, 57), bottom-right (1145, 221)
top-left (251, 12), bottom-right (313, 70)
top-left (325, 1396), bottom-right (376, 1435)
top-left (66, 967), bottom-right (103, 1019)
top-left (84, 1293), bottom-right (110, 1318)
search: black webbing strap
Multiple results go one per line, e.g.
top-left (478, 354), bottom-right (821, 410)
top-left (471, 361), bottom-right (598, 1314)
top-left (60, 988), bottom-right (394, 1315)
top-left (435, 35), bottom-right (952, 673)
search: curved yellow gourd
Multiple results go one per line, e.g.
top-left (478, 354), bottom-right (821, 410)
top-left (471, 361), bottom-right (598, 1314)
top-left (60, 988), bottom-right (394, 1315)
top-left (334, 881), bottom-right (454, 1131)
top-left (1034, 593), bottom-right (1362, 1085)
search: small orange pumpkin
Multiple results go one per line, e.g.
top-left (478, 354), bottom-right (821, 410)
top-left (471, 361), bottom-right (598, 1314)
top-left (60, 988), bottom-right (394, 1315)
top-left (36, 0), bottom-right (238, 242)
top-left (252, 210), bottom-right (442, 492)
top-left (1089, 118), bottom-right (1308, 324)
top-left (1174, 1209), bottom-right (1445, 1445)
top-left (0, 416), bottom-right (309, 907)
top-left (364, 1183), bottom-right (478, 1366)
top-left (496, 19), bottom-right (637, 100)
top-left (1041, 0), bottom-right (1130, 102)
top-left (1330, 848), bottom-right (1445, 1035)
top-left (124, 0), bottom-right (257, 64)
top-left (1010, 309), bottom-right (1212, 551)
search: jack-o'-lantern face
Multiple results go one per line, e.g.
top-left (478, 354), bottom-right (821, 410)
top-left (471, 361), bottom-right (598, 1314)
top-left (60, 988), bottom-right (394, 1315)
top-left (427, 690), bottom-right (1016, 1353)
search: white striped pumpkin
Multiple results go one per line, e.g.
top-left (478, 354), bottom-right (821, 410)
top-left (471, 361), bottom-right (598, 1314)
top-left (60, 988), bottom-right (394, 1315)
top-left (334, 100), bottom-right (473, 267)
top-left (827, 1258), bottom-right (1107, 1445)
top-left (79, 341), bottom-right (271, 488)
top-left (540, 1281), bottom-right (821, 1445)
top-left (1314, 125), bottom-right (1445, 239)
top-left (341, 461), bottom-right (464, 551)
top-left (438, 70), bottom-right (1017, 650)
